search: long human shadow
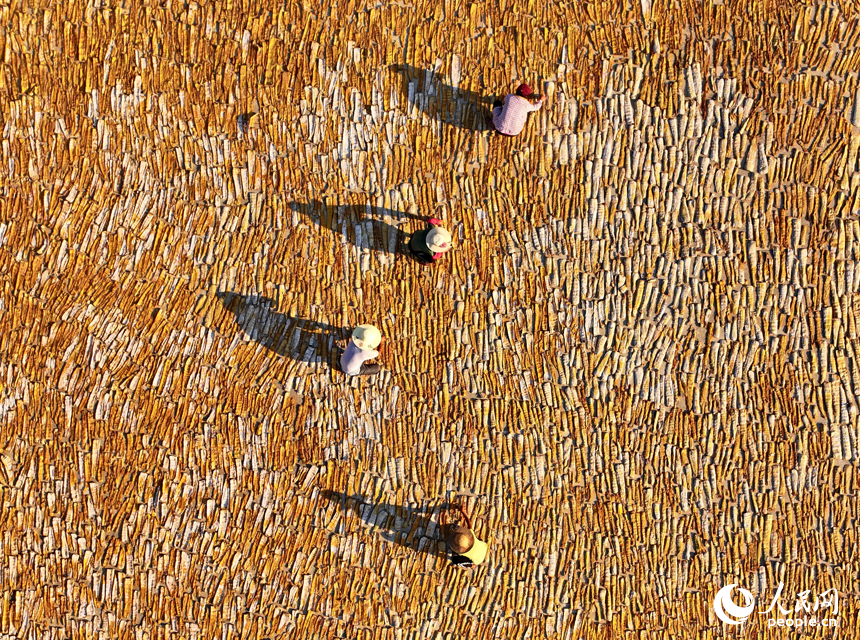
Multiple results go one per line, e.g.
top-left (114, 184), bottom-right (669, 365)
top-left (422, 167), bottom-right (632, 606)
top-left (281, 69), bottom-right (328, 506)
top-left (214, 293), bottom-right (347, 364)
top-left (389, 63), bottom-right (493, 132)
top-left (290, 201), bottom-right (428, 256)
top-left (322, 490), bottom-right (444, 558)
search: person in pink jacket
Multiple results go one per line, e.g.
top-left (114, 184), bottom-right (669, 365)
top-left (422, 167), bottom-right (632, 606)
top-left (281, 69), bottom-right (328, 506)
top-left (491, 83), bottom-right (544, 136)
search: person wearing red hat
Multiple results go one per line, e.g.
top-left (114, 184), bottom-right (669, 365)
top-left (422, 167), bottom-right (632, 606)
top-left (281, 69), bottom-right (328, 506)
top-left (490, 83), bottom-right (544, 136)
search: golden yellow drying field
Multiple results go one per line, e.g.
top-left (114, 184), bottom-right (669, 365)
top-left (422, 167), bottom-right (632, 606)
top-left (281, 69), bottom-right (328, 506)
top-left (1, 0), bottom-right (860, 637)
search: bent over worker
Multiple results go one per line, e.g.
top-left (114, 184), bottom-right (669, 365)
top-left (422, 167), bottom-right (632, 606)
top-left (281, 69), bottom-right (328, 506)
top-left (491, 83), bottom-right (544, 136)
top-left (408, 218), bottom-right (453, 264)
top-left (442, 505), bottom-right (488, 568)
top-left (340, 324), bottom-right (382, 376)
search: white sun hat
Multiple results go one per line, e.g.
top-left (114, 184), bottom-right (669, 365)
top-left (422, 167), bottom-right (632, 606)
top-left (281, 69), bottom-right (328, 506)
top-left (426, 227), bottom-right (452, 252)
top-left (352, 324), bottom-right (381, 350)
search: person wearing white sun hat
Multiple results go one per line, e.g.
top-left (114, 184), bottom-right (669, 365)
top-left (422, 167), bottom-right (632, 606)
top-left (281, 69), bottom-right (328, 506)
top-left (340, 324), bottom-right (383, 376)
top-left (408, 217), bottom-right (453, 264)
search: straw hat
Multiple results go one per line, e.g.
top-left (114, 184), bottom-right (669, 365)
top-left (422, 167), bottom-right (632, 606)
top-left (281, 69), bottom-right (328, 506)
top-left (426, 227), bottom-right (452, 253)
top-left (352, 324), bottom-right (381, 350)
top-left (447, 525), bottom-right (475, 554)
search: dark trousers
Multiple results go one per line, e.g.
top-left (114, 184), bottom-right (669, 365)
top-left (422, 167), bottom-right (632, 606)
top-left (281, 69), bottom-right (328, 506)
top-left (359, 363), bottom-right (381, 375)
top-left (450, 554), bottom-right (475, 567)
top-left (407, 243), bottom-right (435, 265)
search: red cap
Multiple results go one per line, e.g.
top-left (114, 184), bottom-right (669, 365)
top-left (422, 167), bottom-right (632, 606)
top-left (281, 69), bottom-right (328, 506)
top-left (516, 84), bottom-right (532, 97)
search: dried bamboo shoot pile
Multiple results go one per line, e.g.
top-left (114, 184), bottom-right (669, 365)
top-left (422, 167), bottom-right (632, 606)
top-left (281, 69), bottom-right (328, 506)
top-left (0, 0), bottom-right (858, 638)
